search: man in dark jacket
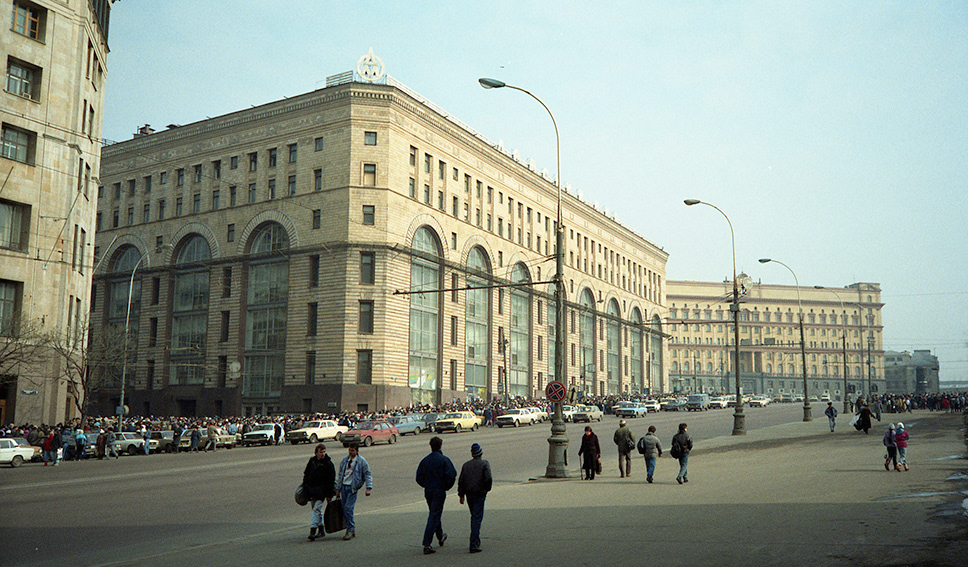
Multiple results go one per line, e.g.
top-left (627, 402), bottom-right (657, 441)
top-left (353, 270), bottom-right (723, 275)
top-left (637, 425), bottom-right (663, 483)
top-left (457, 443), bottom-right (492, 553)
top-left (415, 436), bottom-right (457, 554)
top-left (672, 422), bottom-right (693, 484)
top-left (303, 443), bottom-right (336, 541)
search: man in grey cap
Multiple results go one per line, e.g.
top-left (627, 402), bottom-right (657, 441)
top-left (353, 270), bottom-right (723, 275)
top-left (458, 442), bottom-right (492, 554)
top-left (613, 419), bottom-right (635, 478)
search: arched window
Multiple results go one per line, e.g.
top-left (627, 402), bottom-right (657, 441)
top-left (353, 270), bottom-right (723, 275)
top-left (606, 299), bottom-right (621, 394)
top-left (579, 289), bottom-right (596, 395)
top-left (508, 263), bottom-right (531, 397)
top-left (243, 223), bottom-right (289, 405)
top-left (464, 247), bottom-right (490, 401)
top-left (409, 227), bottom-right (441, 406)
top-left (108, 245), bottom-right (143, 387)
top-left (171, 235), bottom-right (211, 386)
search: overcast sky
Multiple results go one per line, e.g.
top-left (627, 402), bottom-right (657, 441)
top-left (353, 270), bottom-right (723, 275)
top-left (101, 1), bottom-right (968, 382)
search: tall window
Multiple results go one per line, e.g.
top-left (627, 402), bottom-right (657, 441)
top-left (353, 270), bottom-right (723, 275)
top-left (409, 227), bottom-right (441, 406)
top-left (0, 279), bottom-right (21, 336)
top-left (580, 289), bottom-right (597, 395)
top-left (11, 2), bottom-right (44, 40)
top-left (244, 223), bottom-right (289, 399)
top-left (0, 199), bottom-right (29, 251)
top-left (1, 124), bottom-right (32, 163)
top-left (509, 263), bottom-right (532, 397)
top-left (630, 308), bottom-right (644, 393)
top-left (465, 247), bottom-right (490, 401)
top-left (607, 299), bottom-right (621, 394)
top-left (650, 315), bottom-right (663, 394)
top-left (170, 236), bottom-right (211, 385)
top-left (6, 58), bottom-right (40, 100)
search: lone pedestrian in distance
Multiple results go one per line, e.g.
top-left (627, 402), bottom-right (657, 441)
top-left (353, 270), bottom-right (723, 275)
top-left (458, 443), bottom-right (492, 554)
top-left (636, 425), bottom-right (662, 483)
top-left (825, 402), bottom-right (838, 432)
top-left (613, 419), bottom-right (635, 478)
top-left (671, 423), bottom-right (693, 484)
top-left (858, 403), bottom-right (874, 434)
top-left (578, 425), bottom-right (601, 480)
top-left (303, 443), bottom-right (336, 541)
top-left (189, 426), bottom-right (200, 452)
top-left (895, 422), bottom-right (910, 471)
top-left (415, 436), bottom-right (457, 554)
top-left (337, 442), bottom-right (372, 540)
top-left (205, 422), bottom-right (217, 452)
top-left (883, 423), bottom-right (900, 471)
top-left (105, 428), bottom-right (118, 459)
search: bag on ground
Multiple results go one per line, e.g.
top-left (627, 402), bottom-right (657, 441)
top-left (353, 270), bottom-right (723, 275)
top-left (324, 499), bottom-right (346, 533)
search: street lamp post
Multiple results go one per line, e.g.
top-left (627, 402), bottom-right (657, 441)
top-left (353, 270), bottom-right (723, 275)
top-left (684, 199), bottom-right (746, 435)
top-left (759, 258), bottom-right (812, 421)
top-left (118, 252), bottom-right (148, 427)
top-left (815, 286), bottom-right (851, 413)
top-left (480, 77), bottom-right (568, 477)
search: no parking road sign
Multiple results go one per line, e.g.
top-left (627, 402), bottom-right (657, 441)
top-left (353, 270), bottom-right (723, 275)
top-left (546, 380), bottom-right (567, 403)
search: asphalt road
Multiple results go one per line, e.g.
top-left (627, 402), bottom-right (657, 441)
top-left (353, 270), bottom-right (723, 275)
top-left (3, 404), bottom-right (964, 567)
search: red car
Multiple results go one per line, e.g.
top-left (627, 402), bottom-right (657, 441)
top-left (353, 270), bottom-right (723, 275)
top-left (341, 420), bottom-right (399, 447)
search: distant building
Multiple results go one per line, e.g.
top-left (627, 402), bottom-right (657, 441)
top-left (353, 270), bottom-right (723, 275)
top-left (666, 280), bottom-right (884, 401)
top-left (90, 60), bottom-right (669, 418)
top-left (1, 0), bottom-right (113, 424)
top-left (884, 350), bottom-right (939, 394)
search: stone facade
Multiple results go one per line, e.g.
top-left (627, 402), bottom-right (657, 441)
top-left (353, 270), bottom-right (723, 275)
top-left (91, 72), bottom-right (668, 418)
top-left (884, 350), bottom-right (939, 394)
top-left (666, 280), bottom-right (884, 401)
top-left (1, 0), bottom-right (112, 424)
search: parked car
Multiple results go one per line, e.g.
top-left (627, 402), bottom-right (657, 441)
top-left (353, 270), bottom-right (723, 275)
top-left (10, 438), bottom-right (42, 461)
top-left (639, 399), bottom-right (661, 412)
top-left (151, 431), bottom-right (178, 453)
top-left (526, 407), bottom-right (548, 423)
top-left (661, 398), bottom-right (686, 411)
top-left (496, 408), bottom-right (541, 428)
top-left (242, 424), bottom-right (278, 447)
top-left (561, 405), bottom-right (577, 422)
top-left (110, 432), bottom-right (154, 455)
top-left (181, 428), bottom-right (239, 449)
top-left (433, 412), bottom-right (480, 433)
top-left (572, 405), bottom-right (604, 423)
top-left (387, 416), bottom-right (423, 436)
top-left (0, 438), bottom-right (35, 467)
top-left (749, 395), bottom-right (772, 407)
top-left (613, 402), bottom-right (650, 419)
top-left (709, 396), bottom-right (729, 409)
top-left (417, 412), bottom-right (443, 433)
top-left (341, 421), bottom-right (398, 447)
top-left (686, 394), bottom-right (711, 411)
top-left (287, 420), bottom-right (349, 444)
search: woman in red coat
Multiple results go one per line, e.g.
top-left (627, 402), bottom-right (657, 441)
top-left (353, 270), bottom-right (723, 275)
top-left (578, 426), bottom-right (601, 480)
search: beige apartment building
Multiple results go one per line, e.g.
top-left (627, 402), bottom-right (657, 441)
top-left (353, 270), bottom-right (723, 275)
top-left (91, 61), bottom-right (668, 418)
top-left (666, 280), bottom-right (884, 401)
top-left (1, 0), bottom-right (113, 424)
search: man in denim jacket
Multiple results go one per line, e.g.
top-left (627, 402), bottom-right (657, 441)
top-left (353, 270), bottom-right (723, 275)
top-left (336, 443), bottom-right (373, 540)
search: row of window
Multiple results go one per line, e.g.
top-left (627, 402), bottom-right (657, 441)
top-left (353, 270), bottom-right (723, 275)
top-left (670, 307), bottom-right (876, 324)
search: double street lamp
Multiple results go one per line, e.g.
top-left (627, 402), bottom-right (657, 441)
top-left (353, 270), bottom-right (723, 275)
top-left (479, 78), bottom-right (568, 477)
top-left (684, 199), bottom-right (746, 435)
top-left (759, 258), bottom-right (812, 421)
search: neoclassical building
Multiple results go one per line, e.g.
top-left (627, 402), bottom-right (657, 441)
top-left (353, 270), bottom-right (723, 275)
top-left (91, 61), bottom-right (668, 417)
top-left (884, 350), bottom-right (939, 394)
top-left (666, 280), bottom-right (884, 401)
top-left (1, 0), bottom-right (113, 424)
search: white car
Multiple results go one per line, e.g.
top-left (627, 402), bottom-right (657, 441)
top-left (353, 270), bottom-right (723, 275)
top-left (709, 396), bottom-right (729, 409)
top-left (496, 408), bottom-right (541, 428)
top-left (749, 396), bottom-right (772, 407)
top-left (639, 399), bottom-right (661, 412)
top-left (287, 420), bottom-right (349, 444)
top-left (0, 438), bottom-right (35, 467)
top-left (561, 405), bottom-right (577, 421)
top-left (572, 405), bottom-right (604, 423)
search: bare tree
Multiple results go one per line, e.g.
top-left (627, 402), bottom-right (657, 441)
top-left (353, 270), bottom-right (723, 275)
top-left (46, 317), bottom-right (127, 425)
top-left (0, 317), bottom-right (51, 389)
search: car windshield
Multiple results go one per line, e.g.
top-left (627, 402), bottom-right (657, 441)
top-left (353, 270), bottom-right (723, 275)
top-left (443, 413), bottom-right (462, 419)
top-left (303, 421), bottom-right (321, 428)
top-left (254, 424), bottom-right (274, 431)
top-left (354, 422), bottom-right (375, 430)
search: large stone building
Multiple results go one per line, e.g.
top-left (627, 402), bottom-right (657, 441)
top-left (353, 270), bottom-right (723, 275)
top-left (91, 59), bottom-right (669, 418)
top-left (884, 350), bottom-right (939, 394)
top-left (666, 280), bottom-right (884, 401)
top-left (1, 0), bottom-right (113, 424)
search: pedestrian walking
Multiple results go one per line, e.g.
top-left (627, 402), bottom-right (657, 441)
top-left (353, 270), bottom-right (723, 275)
top-left (172, 423), bottom-right (183, 453)
top-left (859, 403), bottom-right (874, 434)
top-left (636, 425), bottom-right (662, 483)
top-left (142, 426), bottom-right (151, 455)
top-left (189, 426), bottom-right (200, 452)
top-left (824, 402), bottom-right (838, 432)
top-left (895, 422), bottom-right (910, 471)
top-left (577, 425), bottom-right (601, 480)
top-left (105, 428), bottom-right (119, 459)
top-left (415, 436), bottom-right (457, 555)
top-left (205, 422), bottom-right (217, 452)
top-left (671, 423), bottom-right (693, 484)
top-left (613, 419), bottom-right (635, 478)
top-left (883, 423), bottom-right (900, 471)
top-left (457, 443), bottom-right (492, 554)
top-left (303, 443), bottom-right (336, 541)
top-left (337, 443), bottom-right (372, 540)
top-left (74, 429), bottom-right (87, 460)
top-left (42, 431), bottom-right (55, 466)
top-left (96, 429), bottom-right (107, 460)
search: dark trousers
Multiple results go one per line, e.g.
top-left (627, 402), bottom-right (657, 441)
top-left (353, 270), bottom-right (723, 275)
top-left (422, 488), bottom-right (446, 547)
top-left (618, 450), bottom-right (632, 476)
top-left (467, 494), bottom-right (486, 549)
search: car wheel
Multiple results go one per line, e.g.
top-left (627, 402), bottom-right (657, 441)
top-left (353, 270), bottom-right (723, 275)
top-left (473, 423), bottom-right (478, 431)
top-left (363, 436), bottom-right (373, 447)
top-left (11, 455), bottom-right (23, 468)
top-left (455, 424), bottom-right (462, 434)
top-left (290, 440), bottom-right (299, 445)
top-left (310, 434), bottom-right (318, 443)
top-left (336, 432), bottom-right (343, 442)
top-left (165, 444), bottom-right (175, 454)
top-left (513, 420), bottom-right (519, 428)
top-left (127, 446), bottom-right (138, 456)
top-left (497, 424), bottom-right (504, 428)
top-left (389, 434), bottom-right (396, 444)
top-left (414, 427), bottom-right (421, 435)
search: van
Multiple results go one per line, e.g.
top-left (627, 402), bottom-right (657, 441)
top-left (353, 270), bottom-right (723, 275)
top-left (686, 393), bottom-right (710, 411)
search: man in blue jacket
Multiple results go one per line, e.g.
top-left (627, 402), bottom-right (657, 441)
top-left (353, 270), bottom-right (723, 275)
top-left (337, 443), bottom-right (373, 540)
top-left (415, 436), bottom-right (457, 554)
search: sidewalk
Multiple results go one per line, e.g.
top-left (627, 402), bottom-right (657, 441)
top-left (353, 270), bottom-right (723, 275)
top-left (110, 411), bottom-right (968, 567)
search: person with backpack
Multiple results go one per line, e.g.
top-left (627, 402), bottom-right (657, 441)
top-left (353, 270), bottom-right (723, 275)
top-left (613, 419), bottom-right (635, 478)
top-left (824, 402), bottom-right (838, 432)
top-left (636, 425), bottom-right (663, 483)
top-left (671, 423), bottom-right (693, 484)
